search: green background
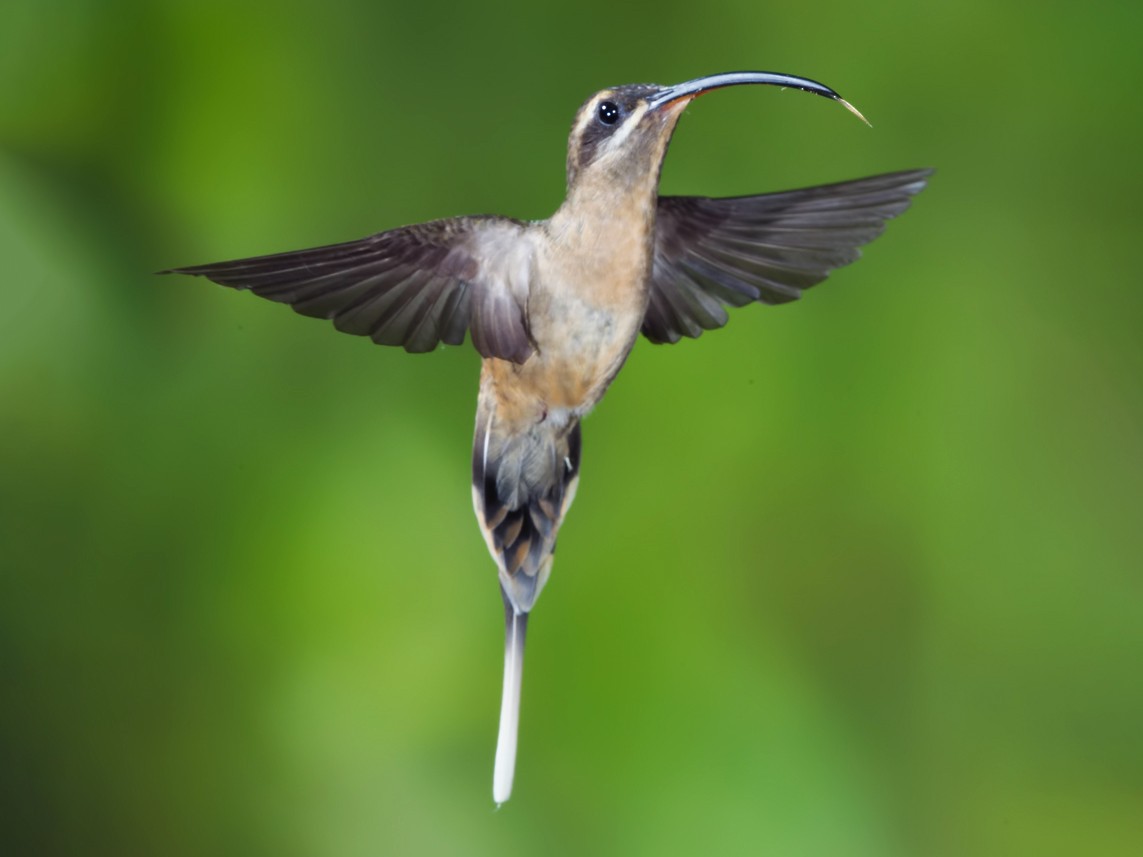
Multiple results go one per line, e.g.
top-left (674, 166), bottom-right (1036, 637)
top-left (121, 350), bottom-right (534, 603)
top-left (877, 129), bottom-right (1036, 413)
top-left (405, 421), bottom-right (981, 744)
top-left (2, 1), bottom-right (1140, 854)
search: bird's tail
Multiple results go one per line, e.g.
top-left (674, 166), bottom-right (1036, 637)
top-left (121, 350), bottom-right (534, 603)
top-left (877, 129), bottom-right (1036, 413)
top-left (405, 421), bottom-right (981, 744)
top-left (472, 406), bottom-right (582, 614)
top-left (493, 587), bottom-right (528, 806)
top-left (473, 399), bottom-right (582, 804)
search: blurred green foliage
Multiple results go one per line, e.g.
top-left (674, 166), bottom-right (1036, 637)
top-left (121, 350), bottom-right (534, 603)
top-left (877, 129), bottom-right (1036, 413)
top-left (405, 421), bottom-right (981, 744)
top-left (2, 1), bottom-right (1141, 855)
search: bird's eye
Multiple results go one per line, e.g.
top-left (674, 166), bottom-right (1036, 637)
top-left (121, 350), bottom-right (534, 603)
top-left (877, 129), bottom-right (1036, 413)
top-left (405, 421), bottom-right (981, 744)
top-left (597, 101), bottom-right (620, 125)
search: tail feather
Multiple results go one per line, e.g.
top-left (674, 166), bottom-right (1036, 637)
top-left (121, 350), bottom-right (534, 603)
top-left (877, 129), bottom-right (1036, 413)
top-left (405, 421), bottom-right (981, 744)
top-left (493, 589), bottom-right (528, 805)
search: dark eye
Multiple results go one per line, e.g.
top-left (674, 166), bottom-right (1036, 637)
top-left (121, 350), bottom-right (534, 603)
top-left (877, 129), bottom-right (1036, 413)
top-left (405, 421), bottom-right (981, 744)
top-left (597, 101), bottom-right (620, 125)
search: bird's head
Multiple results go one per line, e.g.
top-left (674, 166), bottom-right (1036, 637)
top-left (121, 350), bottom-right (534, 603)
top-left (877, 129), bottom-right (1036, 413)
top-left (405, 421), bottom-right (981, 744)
top-left (563, 71), bottom-right (868, 196)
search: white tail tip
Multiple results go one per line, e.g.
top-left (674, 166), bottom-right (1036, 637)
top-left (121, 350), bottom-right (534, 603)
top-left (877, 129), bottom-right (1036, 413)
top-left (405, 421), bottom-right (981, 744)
top-left (493, 605), bottom-right (527, 805)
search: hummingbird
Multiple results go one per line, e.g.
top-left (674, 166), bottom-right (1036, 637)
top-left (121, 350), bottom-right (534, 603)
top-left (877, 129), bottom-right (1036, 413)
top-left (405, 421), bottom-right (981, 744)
top-left (163, 71), bottom-right (930, 805)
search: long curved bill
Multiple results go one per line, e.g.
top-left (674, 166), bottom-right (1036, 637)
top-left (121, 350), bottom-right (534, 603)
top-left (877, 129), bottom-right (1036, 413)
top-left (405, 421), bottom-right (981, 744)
top-left (648, 70), bottom-right (871, 126)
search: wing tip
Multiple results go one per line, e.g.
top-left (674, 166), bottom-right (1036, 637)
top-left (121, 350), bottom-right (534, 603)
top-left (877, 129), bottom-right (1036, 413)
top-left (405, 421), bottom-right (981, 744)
top-left (898, 167), bottom-right (936, 194)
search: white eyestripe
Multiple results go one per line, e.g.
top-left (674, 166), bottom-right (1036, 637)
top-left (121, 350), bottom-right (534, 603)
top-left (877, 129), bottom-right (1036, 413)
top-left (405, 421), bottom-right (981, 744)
top-left (598, 102), bottom-right (649, 157)
top-left (569, 91), bottom-right (613, 146)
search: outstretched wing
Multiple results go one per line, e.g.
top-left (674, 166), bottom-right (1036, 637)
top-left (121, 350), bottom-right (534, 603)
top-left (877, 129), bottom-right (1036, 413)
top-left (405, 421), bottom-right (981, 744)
top-left (163, 215), bottom-right (536, 363)
top-left (643, 168), bottom-right (932, 344)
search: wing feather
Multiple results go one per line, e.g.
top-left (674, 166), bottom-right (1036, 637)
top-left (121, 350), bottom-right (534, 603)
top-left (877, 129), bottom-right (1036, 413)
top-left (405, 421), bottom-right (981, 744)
top-left (164, 216), bottom-right (535, 362)
top-left (644, 169), bottom-right (932, 344)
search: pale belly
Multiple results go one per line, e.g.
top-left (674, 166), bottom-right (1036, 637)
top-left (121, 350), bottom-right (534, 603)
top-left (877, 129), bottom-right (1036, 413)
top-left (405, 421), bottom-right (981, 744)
top-left (481, 285), bottom-right (647, 432)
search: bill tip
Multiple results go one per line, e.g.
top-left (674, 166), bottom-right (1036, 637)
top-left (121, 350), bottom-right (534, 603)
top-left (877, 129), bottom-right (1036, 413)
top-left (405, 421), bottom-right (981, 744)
top-left (837, 97), bottom-right (872, 128)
